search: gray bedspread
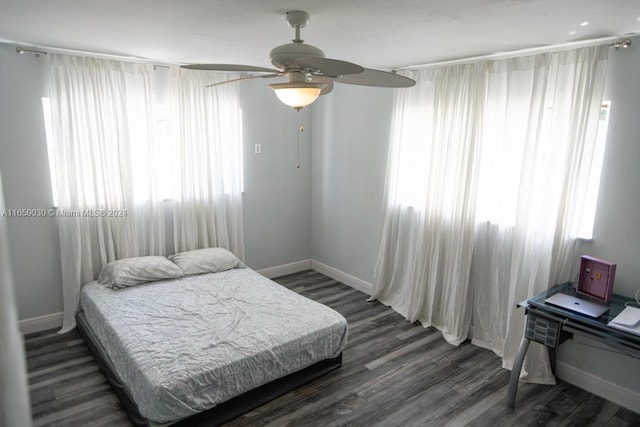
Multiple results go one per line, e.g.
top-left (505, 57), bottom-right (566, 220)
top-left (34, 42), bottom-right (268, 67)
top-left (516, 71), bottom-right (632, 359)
top-left (79, 267), bottom-right (348, 423)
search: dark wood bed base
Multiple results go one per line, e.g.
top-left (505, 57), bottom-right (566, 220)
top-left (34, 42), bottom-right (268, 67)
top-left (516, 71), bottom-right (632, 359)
top-left (76, 311), bottom-right (343, 426)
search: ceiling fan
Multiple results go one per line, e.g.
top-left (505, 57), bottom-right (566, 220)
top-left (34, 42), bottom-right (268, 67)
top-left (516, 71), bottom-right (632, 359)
top-left (182, 10), bottom-right (416, 110)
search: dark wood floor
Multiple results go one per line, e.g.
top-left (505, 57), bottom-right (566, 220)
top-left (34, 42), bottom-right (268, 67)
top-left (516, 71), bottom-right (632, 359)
top-left (25, 270), bottom-right (640, 426)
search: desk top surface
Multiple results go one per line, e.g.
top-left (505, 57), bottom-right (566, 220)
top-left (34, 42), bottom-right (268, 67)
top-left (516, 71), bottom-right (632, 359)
top-left (528, 282), bottom-right (640, 347)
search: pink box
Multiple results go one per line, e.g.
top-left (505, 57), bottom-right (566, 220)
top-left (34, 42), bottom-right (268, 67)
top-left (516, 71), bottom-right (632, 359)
top-left (576, 255), bottom-right (616, 303)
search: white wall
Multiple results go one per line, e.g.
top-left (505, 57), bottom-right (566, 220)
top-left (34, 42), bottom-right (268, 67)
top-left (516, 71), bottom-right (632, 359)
top-left (240, 79), bottom-right (312, 270)
top-left (0, 44), bottom-right (63, 320)
top-left (310, 84), bottom-right (393, 283)
top-left (578, 37), bottom-right (640, 297)
top-left (560, 35), bottom-right (640, 394)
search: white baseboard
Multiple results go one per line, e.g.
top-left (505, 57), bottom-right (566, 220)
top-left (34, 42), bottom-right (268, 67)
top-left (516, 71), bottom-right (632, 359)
top-left (19, 312), bottom-right (63, 335)
top-left (256, 259), bottom-right (373, 295)
top-left (257, 259), bottom-right (312, 279)
top-left (556, 361), bottom-right (640, 412)
top-left (310, 260), bottom-right (373, 295)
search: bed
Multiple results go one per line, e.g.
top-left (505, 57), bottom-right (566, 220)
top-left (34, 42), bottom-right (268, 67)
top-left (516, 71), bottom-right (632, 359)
top-left (75, 249), bottom-right (348, 426)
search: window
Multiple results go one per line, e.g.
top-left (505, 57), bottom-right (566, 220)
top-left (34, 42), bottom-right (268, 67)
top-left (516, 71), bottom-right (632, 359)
top-left (41, 99), bottom-right (244, 206)
top-left (41, 97), bottom-right (58, 206)
top-left (474, 101), bottom-right (611, 239)
top-left (387, 51), bottom-right (609, 243)
top-left (577, 102), bottom-right (611, 239)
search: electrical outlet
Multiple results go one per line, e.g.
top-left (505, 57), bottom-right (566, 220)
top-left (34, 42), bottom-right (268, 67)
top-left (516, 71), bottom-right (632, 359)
top-left (254, 144), bottom-right (262, 154)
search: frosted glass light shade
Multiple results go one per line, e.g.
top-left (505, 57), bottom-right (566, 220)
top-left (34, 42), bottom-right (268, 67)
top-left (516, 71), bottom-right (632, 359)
top-left (269, 82), bottom-right (324, 109)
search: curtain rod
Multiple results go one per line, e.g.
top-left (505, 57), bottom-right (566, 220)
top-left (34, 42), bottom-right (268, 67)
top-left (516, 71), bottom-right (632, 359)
top-left (13, 44), bottom-right (172, 68)
top-left (13, 34), bottom-right (635, 71)
top-left (401, 35), bottom-right (635, 70)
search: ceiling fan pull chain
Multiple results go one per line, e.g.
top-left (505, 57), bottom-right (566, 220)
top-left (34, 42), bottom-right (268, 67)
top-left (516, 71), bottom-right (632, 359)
top-left (296, 109), bottom-right (304, 169)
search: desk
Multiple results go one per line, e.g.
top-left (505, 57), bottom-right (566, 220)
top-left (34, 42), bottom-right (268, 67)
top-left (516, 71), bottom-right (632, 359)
top-left (506, 283), bottom-right (640, 407)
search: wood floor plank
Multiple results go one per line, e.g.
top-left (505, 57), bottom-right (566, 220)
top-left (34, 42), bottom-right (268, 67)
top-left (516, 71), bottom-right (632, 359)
top-left (24, 269), bottom-right (640, 426)
top-left (365, 329), bottom-right (441, 370)
top-left (442, 386), bottom-right (508, 427)
top-left (29, 362), bottom-right (100, 392)
top-left (28, 355), bottom-right (95, 382)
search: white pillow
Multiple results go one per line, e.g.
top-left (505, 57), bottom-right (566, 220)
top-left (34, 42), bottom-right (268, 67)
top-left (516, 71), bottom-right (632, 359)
top-left (98, 256), bottom-right (184, 290)
top-left (168, 247), bottom-right (243, 276)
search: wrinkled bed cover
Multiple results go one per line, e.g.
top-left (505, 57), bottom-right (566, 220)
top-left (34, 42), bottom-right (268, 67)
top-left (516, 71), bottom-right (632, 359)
top-left (79, 267), bottom-right (348, 423)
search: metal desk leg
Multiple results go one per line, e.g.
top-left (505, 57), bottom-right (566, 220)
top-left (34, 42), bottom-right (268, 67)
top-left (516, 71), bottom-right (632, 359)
top-left (548, 347), bottom-right (557, 376)
top-left (506, 335), bottom-right (531, 408)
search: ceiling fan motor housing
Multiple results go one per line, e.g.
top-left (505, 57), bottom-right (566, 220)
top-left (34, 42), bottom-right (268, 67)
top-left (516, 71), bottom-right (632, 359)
top-left (270, 43), bottom-right (325, 69)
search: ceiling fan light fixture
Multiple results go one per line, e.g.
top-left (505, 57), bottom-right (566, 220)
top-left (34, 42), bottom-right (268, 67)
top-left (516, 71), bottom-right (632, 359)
top-left (269, 81), bottom-right (325, 109)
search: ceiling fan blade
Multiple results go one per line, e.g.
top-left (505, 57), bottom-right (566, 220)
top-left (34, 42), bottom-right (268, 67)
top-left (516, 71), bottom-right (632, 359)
top-left (334, 69), bottom-right (416, 88)
top-left (294, 57), bottom-right (364, 78)
top-left (182, 64), bottom-right (280, 73)
top-left (206, 73), bottom-right (281, 88)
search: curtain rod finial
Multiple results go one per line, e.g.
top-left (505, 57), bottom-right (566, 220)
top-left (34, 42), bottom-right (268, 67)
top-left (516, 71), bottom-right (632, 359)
top-left (16, 46), bottom-right (47, 57)
top-left (609, 39), bottom-right (632, 50)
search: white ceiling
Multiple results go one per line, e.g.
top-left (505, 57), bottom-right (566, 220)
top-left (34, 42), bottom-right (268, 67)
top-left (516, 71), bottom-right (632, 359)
top-left (1, 0), bottom-right (639, 70)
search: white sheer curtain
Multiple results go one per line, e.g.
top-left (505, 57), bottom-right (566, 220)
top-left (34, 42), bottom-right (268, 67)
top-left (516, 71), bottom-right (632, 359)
top-left (471, 47), bottom-right (609, 382)
top-left (373, 45), bottom-right (608, 382)
top-left (48, 55), bottom-right (166, 333)
top-left (169, 68), bottom-right (244, 256)
top-left (47, 55), bottom-right (244, 333)
top-left (0, 172), bottom-right (32, 426)
top-left (373, 63), bottom-right (486, 345)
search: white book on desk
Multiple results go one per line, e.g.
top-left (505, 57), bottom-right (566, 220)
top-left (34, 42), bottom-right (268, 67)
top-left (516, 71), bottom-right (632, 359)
top-left (607, 306), bottom-right (640, 335)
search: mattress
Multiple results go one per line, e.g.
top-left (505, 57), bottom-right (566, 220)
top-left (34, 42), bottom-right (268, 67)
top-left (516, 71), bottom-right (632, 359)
top-left (78, 267), bottom-right (348, 423)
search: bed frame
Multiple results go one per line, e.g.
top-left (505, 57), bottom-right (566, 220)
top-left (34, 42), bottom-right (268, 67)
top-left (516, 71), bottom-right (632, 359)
top-left (76, 311), bottom-right (342, 426)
